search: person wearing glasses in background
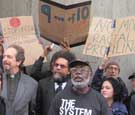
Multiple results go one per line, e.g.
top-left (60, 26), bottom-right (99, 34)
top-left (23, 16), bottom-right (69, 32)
top-left (48, 59), bottom-right (112, 115)
top-left (36, 50), bottom-right (76, 115)
top-left (30, 42), bottom-right (71, 81)
top-left (91, 56), bottom-right (128, 102)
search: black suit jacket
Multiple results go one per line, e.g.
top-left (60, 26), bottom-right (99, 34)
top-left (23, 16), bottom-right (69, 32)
top-left (0, 96), bottom-right (5, 115)
top-left (36, 77), bottom-right (71, 115)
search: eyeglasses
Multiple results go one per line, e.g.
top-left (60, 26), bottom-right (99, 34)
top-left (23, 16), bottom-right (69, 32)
top-left (70, 66), bottom-right (90, 73)
top-left (108, 66), bottom-right (119, 71)
top-left (54, 63), bottom-right (68, 69)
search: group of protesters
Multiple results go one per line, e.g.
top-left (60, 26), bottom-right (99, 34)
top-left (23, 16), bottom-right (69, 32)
top-left (0, 41), bottom-right (135, 115)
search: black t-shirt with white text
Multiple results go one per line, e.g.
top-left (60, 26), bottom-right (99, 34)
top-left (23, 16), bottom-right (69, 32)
top-left (48, 86), bottom-right (112, 115)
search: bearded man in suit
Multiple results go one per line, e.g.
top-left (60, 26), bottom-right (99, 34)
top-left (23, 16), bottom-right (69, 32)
top-left (36, 50), bottom-right (76, 115)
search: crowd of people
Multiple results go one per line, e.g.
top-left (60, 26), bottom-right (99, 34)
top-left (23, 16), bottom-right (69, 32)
top-left (0, 42), bottom-right (135, 115)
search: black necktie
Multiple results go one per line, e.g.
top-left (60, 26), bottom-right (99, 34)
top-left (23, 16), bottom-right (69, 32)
top-left (56, 83), bottom-right (62, 94)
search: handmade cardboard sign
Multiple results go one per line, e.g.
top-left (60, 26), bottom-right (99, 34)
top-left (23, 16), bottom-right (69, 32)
top-left (83, 16), bottom-right (135, 57)
top-left (39, 0), bottom-right (91, 45)
top-left (109, 16), bottom-right (135, 56)
top-left (0, 16), bottom-right (43, 65)
top-left (83, 17), bottom-right (114, 57)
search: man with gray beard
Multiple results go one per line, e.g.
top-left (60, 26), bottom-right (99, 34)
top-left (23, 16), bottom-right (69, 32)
top-left (48, 60), bottom-right (112, 115)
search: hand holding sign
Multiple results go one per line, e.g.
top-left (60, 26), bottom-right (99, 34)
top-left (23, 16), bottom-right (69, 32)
top-left (0, 16), bottom-right (43, 65)
top-left (42, 44), bottom-right (53, 57)
top-left (99, 54), bottom-right (110, 70)
top-left (60, 40), bottom-right (71, 51)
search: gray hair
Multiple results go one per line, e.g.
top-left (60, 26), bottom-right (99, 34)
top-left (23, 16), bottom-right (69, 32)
top-left (8, 44), bottom-right (25, 66)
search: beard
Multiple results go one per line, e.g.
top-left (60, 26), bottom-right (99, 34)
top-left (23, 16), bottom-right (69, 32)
top-left (104, 73), bottom-right (118, 79)
top-left (71, 77), bottom-right (90, 89)
top-left (53, 73), bottom-right (68, 83)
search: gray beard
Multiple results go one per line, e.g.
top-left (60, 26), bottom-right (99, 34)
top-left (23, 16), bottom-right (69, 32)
top-left (104, 73), bottom-right (118, 78)
top-left (53, 73), bottom-right (66, 83)
top-left (71, 77), bottom-right (90, 89)
top-left (53, 73), bottom-right (62, 79)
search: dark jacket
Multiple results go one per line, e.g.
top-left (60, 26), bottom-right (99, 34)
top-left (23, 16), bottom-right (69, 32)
top-left (36, 77), bottom-right (72, 115)
top-left (125, 91), bottom-right (135, 114)
top-left (130, 95), bottom-right (135, 115)
top-left (0, 55), bottom-right (3, 71)
top-left (30, 56), bottom-right (51, 81)
top-left (0, 96), bottom-right (5, 115)
top-left (112, 102), bottom-right (128, 115)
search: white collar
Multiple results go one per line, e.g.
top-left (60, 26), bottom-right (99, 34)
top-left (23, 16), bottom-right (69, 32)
top-left (54, 82), bottom-right (67, 90)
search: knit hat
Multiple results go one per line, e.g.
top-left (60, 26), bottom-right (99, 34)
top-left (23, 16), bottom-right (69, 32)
top-left (105, 61), bottom-right (120, 72)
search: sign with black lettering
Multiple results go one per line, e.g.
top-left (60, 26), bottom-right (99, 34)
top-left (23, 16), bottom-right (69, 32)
top-left (0, 16), bottom-right (43, 65)
top-left (83, 16), bottom-right (135, 57)
top-left (83, 17), bottom-right (114, 57)
top-left (109, 16), bottom-right (135, 56)
top-left (39, 0), bottom-right (91, 45)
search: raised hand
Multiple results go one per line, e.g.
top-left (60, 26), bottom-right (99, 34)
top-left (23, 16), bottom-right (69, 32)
top-left (60, 40), bottom-right (70, 51)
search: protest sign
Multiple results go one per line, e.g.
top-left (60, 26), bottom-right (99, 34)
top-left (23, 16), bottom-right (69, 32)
top-left (39, 0), bottom-right (91, 45)
top-left (83, 17), bottom-right (114, 57)
top-left (0, 16), bottom-right (43, 65)
top-left (109, 16), bottom-right (135, 56)
top-left (83, 16), bottom-right (135, 57)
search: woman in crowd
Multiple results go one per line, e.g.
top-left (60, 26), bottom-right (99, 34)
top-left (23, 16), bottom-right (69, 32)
top-left (101, 77), bottom-right (128, 115)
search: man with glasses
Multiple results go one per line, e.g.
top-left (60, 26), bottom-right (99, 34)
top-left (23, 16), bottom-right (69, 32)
top-left (36, 50), bottom-right (76, 115)
top-left (91, 59), bottom-right (128, 102)
top-left (48, 59), bottom-right (112, 115)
